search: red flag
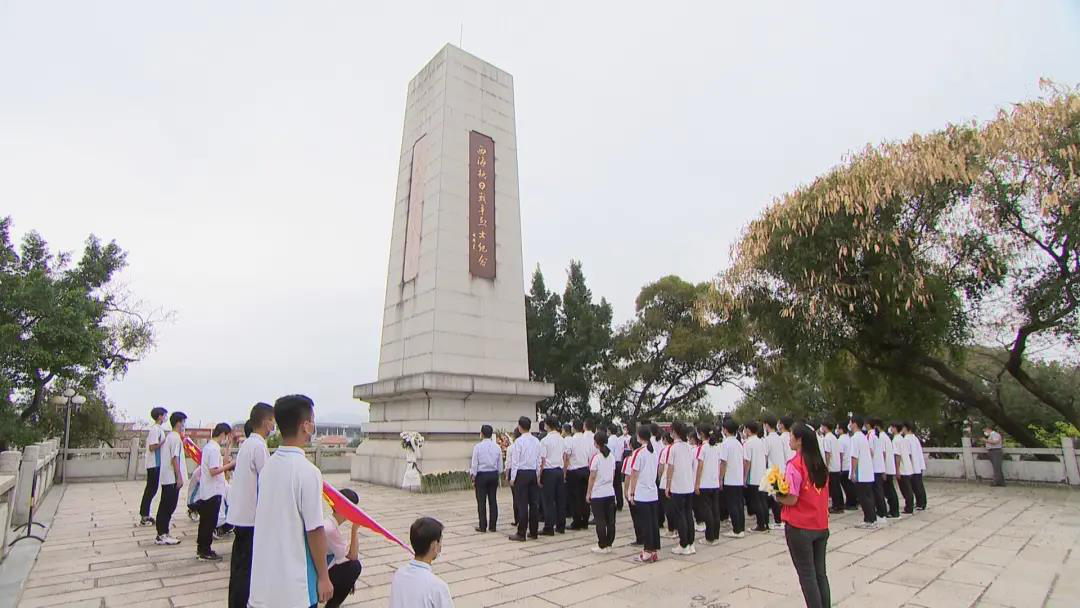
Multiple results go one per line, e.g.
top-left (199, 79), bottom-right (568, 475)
top-left (183, 437), bottom-right (411, 554)
top-left (322, 482), bottom-right (412, 555)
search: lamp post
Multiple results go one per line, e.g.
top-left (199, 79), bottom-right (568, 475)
top-left (49, 388), bottom-right (86, 483)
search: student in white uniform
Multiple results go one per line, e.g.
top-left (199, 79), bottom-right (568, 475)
top-left (196, 423), bottom-right (235, 561)
top-left (694, 425), bottom-right (722, 544)
top-left (608, 425), bottom-right (627, 511)
top-left (628, 426), bottom-right (661, 563)
top-left (155, 411), bottom-right (187, 546)
top-left (539, 418), bottom-right (568, 535)
top-left (508, 416), bottom-right (542, 542)
top-left (848, 415), bottom-right (877, 529)
top-left (868, 424), bottom-right (888, 519)
top-left (389, 517), bottom-right (453, 608)
top-left (718, 420), bottom-right (746, 538)
top-left (778, 415), bottom-right (796, 463)
top-left (586, 431), bottom-right (617, 553)
top-left (323, 488), bottom-right (363, 608)
top-left (566, 420), bottom-right (591, 530)
top-left (227, 402), bottom-right (274, 608)
top-left (904, 422), bottom-right (928, 510)
top-left (657, 432), bottom-right (675, 537)
top-left (819, 421), bottom-right (843, 514)
top-left (837, 423), bottom-right (857, 510)
top-left (665, 422), bottom-right (696, 554)
top-left (873, 418), bottom-right (901, 519)
top-left (140, 407), bottom-right (168, 526)
top-left (890, 422), bottom-right (915, 514)
top-left (762, 415), bottom-right (786, 526)
top-left (470, 425), bottom-right (503, 533)
top-left (744, 422), bottom-right (769, 532)
top-left (249, 395), bottom-right (332, 608)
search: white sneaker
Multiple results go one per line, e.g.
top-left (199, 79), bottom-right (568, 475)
top-left (590, 546), bottom-right (610, 554)
top-left (666, 530), bottom-right (679, 539)
top-left (856, 522), bottom-right (879, 530)
top-left (724, 531), bottom-right (746, 539)
top-left (155, 535), bottom-right (180, 546)
top-left (694, 523), bottom-right (706, 532)
top-left (704, 539), bottom-right (721, 546)
top-left (670, 546), bottom-right (687, 555)
top-left (685, 544), bottom-right (697, 555)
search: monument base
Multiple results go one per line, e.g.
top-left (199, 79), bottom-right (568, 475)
top-left (350, 372), bottom-right (553, 487)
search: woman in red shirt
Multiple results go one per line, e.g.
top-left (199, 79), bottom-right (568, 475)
top-left (777, 423), bottom-right (831, 608)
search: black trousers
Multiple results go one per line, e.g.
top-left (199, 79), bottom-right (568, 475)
top-left (723, 486), bottom-right (746, 534)
top-left (197, 495), bottom-right (222, 554)
top-left (785, 525), bottom-right (831, 608)
top-left (659, 491), bottom-right (673, 530)
top-left (669, 493), bottom-right (696, 547)
top-left (513, 470), bottom-right (540, 537)
top-left (155, 483), bottom-right (179, 536)
top-left (828, 472), bottom-right (845, 510)
top-left (140, 467), bottom-right (160, 518)
top-left (769, 495), bottom-right (782, 524)
top-left (540, 468), bottom-right (565, 532)
top-left (872, 473), bottom-right (888, 517)
top-left (748, 487), bottom-right (769, 530)
top-left (566, 468), bottom-right (590, 527)
top-left (228, 526), bottom-right (254, 608)
top-left (883, 474), bottom-right (900, 517)
top-left (697, 488), bottom-right (721, 541)
top-left (628, 501), bottom-right (642, 543)
top-left (635, 500), bottom-right (661, 551)
top-left (896, 475), bottom-right (915, 513)
top-left (613, 463), bottom-right (624, 510)
top-left (855, 480), bottom-right (877, 523)
top-left (840, 472), bottom-right (858, 507)
top-left (474, 471), bottom-right (499, 531)
top-left (326, 560), bottom-right (363, 608)
top-left (911, 473), bottom-right (927, 509)
top-left (591, 496), bottom-right (616, 548)
top-left (989, 448), bottom-right (1006, 486)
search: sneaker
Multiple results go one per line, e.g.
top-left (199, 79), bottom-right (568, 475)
top-left (508, 534), bottom-right (526, 542)
top-left (694, 523), bottom-right (706, 532)
top-left (590, 546), bottom-right (611, 554)
top-left (633, 552), bottom-right (652, 563)
top-left (139, 516), bottom-right (155, 526)
top-left (155, 535), bottom-right (180, 546)
top-left (196, 551), bottom-right (222, 562)
top-left (685, 544), bottom-right (697, 555)
top-left (724, 531), bottom-right (746, 539)
top-left (704, 539), bottom-right (721, 546)
top-left (670, 546), bottom-right (687, 555)
top-left (855, 522), bottom-right (879, 530)
top-left (751, 526), bottom-right (770, 533)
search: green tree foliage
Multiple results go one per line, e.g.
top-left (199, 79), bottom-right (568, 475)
top-left (599, 276), bottom-right (748, 424)
top-left (709, 84), bottom-right (1080, 447)
top-left (525, 262), bottom-right (613, 423)
top-left (0, 217), bottom-right (164, 449)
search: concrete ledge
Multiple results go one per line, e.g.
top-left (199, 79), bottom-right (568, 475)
top-left (354, 372), bottom-right (553, 402)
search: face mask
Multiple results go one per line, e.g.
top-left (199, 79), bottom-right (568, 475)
top-left (984, 431), bottom-right (990, 437)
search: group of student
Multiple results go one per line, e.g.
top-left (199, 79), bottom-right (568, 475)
top-left (138, 396), bottom-right (443, 608)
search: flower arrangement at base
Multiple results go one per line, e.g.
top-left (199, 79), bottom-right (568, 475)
top-left (400, 431), bottom-right (425, 452)
top-left (759, 464), bottom-right (790, 496)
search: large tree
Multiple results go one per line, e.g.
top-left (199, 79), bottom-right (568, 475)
top-left (600, 275), bottom-right (748, 424)
top-left (0, 217), bottom-right (163, 449)
top-left (525, 262), bottom-right (613, 423)
top-left (710, 84), bottom-right (1080, 447)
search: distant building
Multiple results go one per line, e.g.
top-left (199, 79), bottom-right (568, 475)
top-left (315, 422), bottom-right (363, 440)
top-left (316, 435), bottom-right (348, 447)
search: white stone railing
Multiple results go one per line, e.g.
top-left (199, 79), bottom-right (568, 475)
top-left (924, 436), bottom-right (1080, 486)
top-left (1, 439), bottom-right (61, 562)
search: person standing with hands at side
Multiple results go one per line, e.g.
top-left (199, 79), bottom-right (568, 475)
top-left (718, 420), bottom-right (747, 539)
top-left (665, 422), bottom-right (697, 555)
top-left (249, 395), bottom-right (332, 608)
top-left (539, 417), bottom-right (568, 536)
top-left (469, 425), bottom-right (502, 533)
top-left (227, 402), bottom-right (274, 608)
top-left (819, 422), bottom-right (843, 514)
top-left (155, 411), bottom-right (187, 546)
top-left (140, 407), bottom-right (168, 527)
top-left (984, 424), bottom-right (1006, 487)
top-left (849, 415), bottom-right (877, 529)
top-left (586, 430), bottom-right (617, 553)
top-left (508, 416), bottom-right (542, 542)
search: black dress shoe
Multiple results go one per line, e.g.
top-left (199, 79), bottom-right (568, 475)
top-left (508, 534), bottom-right (526, 542)
top-left (475, 526), bottom-right (486, 533)
top-left (527, 533), bottom-right (539, 540)
top-left (540, 530), bottom-right (555, 536)
top-left (488, 527), bottom-right (497, 532)
top-left (556, 529), bottom-right (566, 534)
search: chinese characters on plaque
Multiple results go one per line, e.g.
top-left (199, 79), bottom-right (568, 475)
top-left (469, 131), bottom-right (495, 278)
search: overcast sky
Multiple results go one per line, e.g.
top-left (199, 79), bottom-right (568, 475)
top-left (2, 2), bottom-right (1078, 427)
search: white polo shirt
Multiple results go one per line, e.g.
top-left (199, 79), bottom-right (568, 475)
top-left (388, 561), bottom-right (453, 608)
top-left (839, 433), bottom-right (852, 471)
top-left (144, 423), bottom-right (164, 469)
top-left (668, 441), bottom-right (695, 494)
top-left (719, 435), bottom-right (745, 486)
top-left (850, 431), bottom-right (875, 482)
top-left (225, 433), bottom-right (269, 527)
top-left (764, 432), bottom-right (786, 472)
top-left (249, 446), bottom-right (325, 608)
top-left (907, 434), bottom-right (926, 473)
top-left (158, 431), bottom-right (183, 486)
top-left (325, 515), bottom-right (350, 567)
top-left (568, 433), bottom-right (592, 470)
top-left (658, 444), bottom-right (672, 488)
top-left (870, 431), bottom-right (886, 474)
top-left (823, 432), bottom-right (841, 473)
top-left (630, 447), bottom-right (659, 502)
top-left (882, 432), bottom-right (897, 475)
top-left (780, 431), bottom-right (795, 462)
top-left (589, 452), bottom-right (616, 499)
top-left (540, 432), bottom-right (568, 470)
top-left (744, 435), bottom-right (767, 485)
top-left (695, 443), bottom-right (721, 489)
top-left (894, 433), bottom-right (914, 475)
top-left (198, 439), bottom-right (227, 501)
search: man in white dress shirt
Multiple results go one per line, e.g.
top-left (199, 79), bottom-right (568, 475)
top-left (227, 402), bottom-right (274, 608)
top-left (566, 420), bottom-right (592, 530)
top-left (904, 422), bottom-right (928, 510)
top-left (508, 416), bottom-right (542, 542)
top-left (139, 406), bottom-right (168, 526)
top-left (470, 425), bottom-right (503, 533)
top-left (873, 418), bottom-right (901, 519)
top-left (838, 422), bottom-right (857, 510)
top-left (389, 517), bottom-right (453, 608)
top-left (890, 421), bottom-right (915, 514)
top-left (849, 415), bottom-right (878, 528)
top-left (540, 417), bottom-right (568, 535)
top-left (762, 415), bottom-right (786, 527)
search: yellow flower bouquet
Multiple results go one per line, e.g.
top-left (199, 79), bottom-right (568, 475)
top-left (758, 465), bottom-right (790, 496)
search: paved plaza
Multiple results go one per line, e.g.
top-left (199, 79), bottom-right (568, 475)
top-left (12, 477), bottom-right (1080, 608)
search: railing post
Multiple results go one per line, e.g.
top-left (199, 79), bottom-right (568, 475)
top-left (0, 451), bottom-right (20, 475)
top-left (13, 445), bottom-right (40, 523)
top-left (127, 437), bottom-right (141, 481)
top-left (1061, 437), bottom-right (1080, 486)
top-left (960, 436), bottom-right (975, 480)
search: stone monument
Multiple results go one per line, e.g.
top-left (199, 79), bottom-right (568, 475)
top-left (351, 44), bottom-right (554, 487)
